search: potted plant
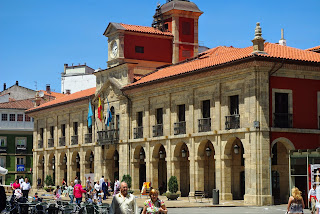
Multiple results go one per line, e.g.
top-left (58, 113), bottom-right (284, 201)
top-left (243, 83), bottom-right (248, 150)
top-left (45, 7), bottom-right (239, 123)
top-left (166, 176), bottom-right (179, 200)
top-left (121, 174), bottom-right (133, 194)
top-left (44, 175), bottom-right (54, 192)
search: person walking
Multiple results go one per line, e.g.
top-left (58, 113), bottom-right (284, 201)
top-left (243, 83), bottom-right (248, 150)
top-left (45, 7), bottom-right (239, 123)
top-left (11, 179), bottom-right (20, 193)
top-left (287, 187), bottom-right (305, 214)
top-left (19, 177), bottom-right (24, 185)
top-left (86, 176), bottom-right (92, 190)
top-left (102, 178), bottom-right (109, 200)
top-left (73, 180), bottom-right (86, 206)
top-left (67, 182), bottom-right (74, 203)
top-left (99, 176), bottom-right (104, 190)
top-left (142, 189), bottom-right (167, 214)
top-left (109, 181), bottom-right (138, 214)
top-left (21, 177), bottom-right (31, 199)
top-left (309, 184), bottom-right (317, 214)
top-left (113, 179), bottom-right (120, 196)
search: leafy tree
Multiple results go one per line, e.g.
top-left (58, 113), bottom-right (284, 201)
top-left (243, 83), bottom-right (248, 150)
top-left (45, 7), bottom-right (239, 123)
top-left (45, 175), bottom-right (54, 186)
top-left (121, 174), bottom-right (132, 189)
top-left (168, 176), bottom-right (178, 193)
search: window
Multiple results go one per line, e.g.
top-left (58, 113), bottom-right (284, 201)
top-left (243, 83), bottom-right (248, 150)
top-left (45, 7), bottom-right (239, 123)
top-left (25, 115), bottom-right (31, 122)
top-left (17, 114), bottom-right (23, 122)
top-left (229, 95), bottom-right (239, 115)
top-left (16, 137), bottom-right (26, 148)
top-left (0, 157), bottom-right (6, 168)
top-left (182, 21), bottom-right (191, 35)
top-left (178, 104), bottom-right (185, 122)
top-left (274, 92), bottom-right (292, 128)
top-left (50, 126), bottom-right (54, 139)
top-left (156, 108), bottom-right (163, 125)
top-left (9, 114), bottom-right (15, 121)
top-left (164, 23), bottom-right (169, 31)
top-left (272, 143), bottom-right (278, 165)
top-left (202, 100), bottom-right (210, 118)
top-left (40, 128), bottom-right (44, 140)
top-left (1, 114), bottom-right (7, 121)
top-left (61, 124), bottom-right (66, 137)
top-left (135, 46), bottom-right (144, 53)
top-left (0, 137), bottom-right (6, 147)
top-left (17, 157), bottom-right (24, 165)
top-left (73, 122), bottom-right (78, 136)
top-left (137, 112), bottom-right (143, 127)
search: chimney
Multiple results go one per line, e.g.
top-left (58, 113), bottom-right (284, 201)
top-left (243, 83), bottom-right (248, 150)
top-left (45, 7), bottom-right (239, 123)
top-left (3, 83), bottom-right (6, 91)
top-left (279, 28), bottom-right (287, 46)
top-left (46, 84), bottom-right (51, 93)
top-left (66, 89), bottom-right (71, 95)
top-left (16, 81), bottom-right (19, 86)
top-left (64, 64), bottom-right (68, 74)
top-left (252, 22), bottom-right (266, 54)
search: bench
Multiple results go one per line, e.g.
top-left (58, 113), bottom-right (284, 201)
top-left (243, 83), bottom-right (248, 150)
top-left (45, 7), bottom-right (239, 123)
top-left (188, 191), bottom-right (206, 202)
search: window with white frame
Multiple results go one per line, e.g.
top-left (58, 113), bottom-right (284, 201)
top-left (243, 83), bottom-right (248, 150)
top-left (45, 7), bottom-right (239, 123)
top-left (17, 157), bottom-right (24, 165)
top-left (16, 137), bottom-right (27, 149)
top-left (0, 156), bottom-right (5, 168)
top-left (1, 114), bottom-right (7, 121)
top-left (0, 137), bottom-right (6, 147)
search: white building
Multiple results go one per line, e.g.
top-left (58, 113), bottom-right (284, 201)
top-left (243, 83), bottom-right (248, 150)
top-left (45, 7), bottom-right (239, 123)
top-left (61, 64), bottom-right (96, 94)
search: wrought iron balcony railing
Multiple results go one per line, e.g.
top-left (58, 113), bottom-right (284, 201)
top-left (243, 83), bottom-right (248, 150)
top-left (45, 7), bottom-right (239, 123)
top-left (48, 138), bottom-right (54, 148)
top-left (38, 140), bottom-right (43, 149)
top-left (59, 137), bottom-right (65, 147)
top-left (85, 133), bottom-right (92, 144)
top-left (16, 145), bottom-right (27, 154)
top-left (97, 129), bottom-right (119, 145)
top-left (198, 118), bottom-right (211, 132)
top-left (174, 121), bottom-right (186, 135)
top-left (71, 135), bottom-right (78, 145)
top-left (225, 114), bottom-right (240, 130)
top-left (134, 127), bottom-right (143, 139)
top-left (153, 124), bottom-right (163, 137)
top-left (273, 113), bottom-right (293, 128)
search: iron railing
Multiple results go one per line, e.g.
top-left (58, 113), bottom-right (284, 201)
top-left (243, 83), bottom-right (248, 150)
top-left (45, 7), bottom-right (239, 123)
top-left (273, 113), bottom-right (293, 128)
top-left (97, 129), bottom-right (119, 145)
top-left (48, 138), bottom-right (54, 148)
top-left (225, 114), bottom-right (240, 130)
top-left (85, 133), bottom-right (92, 144)
top-left (0, 146), bottom-right (7, 153)
top-left (16, 145), bottom-right (27, 154)
top-left (59, 137), bottom-right (65, 147)
top-left (38, 140), bottom-right (43, 149)
top-left (153, 124), bottom-right (163, 137)
top-left (134, 127), bottom-right (143, 139)
top-left (198, 118), bottom-right (211, 132)
top-left (71, 135), bottom-right (78, 145)
top-left (174, 121), bottom-right (186, 135)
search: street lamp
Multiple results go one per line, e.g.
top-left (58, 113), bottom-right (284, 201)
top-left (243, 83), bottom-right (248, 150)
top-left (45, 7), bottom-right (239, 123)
top-left (181, 149), bottom-right (187, 158)
top-left (42, 157), bottom-right (45, 165)
top-left (159, 150), bottom-right (165, 159)
top-left (76, 155), bottom-right (80, 163)
top-left (89, 153), bottom-right (94, 162)
top-left (234, 144), bottom-right (239, 154)
top-left (52, 157), bottom-right (55, 170)
top-left (205, 146), bottom-right (212, 157)
top-left (114, 152), bottom-right (119, 161)
top-left (140, 150), bottom-right (145, 160)
top-left (63, 156), bottom-right (67, 164)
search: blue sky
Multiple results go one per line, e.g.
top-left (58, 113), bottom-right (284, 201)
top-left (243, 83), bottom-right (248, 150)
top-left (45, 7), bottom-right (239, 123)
top-left (1, 0), bottom-right (319, 93)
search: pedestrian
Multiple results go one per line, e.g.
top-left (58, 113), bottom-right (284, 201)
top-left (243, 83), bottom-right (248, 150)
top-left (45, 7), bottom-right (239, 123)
top-left (287, 187), bottom-right (305, 214)
top-left (109, 181), bottom-right (138, 214)
top-left (309, 184), bottom-right (317, 214)
top-left (19, 176), bottom-right (24, 185)
top-left (316, 204), bottom-right (320, 214)
top-left (11, 179), bottom-right (20, 193)
top-left (95, 181), bottom-right (101, 199)
top-left (54, 185), bottom-right (62, 201)
top-left (142, 189), bottom-right (167, 214)
top-left (100, 176), bottom-right (104, 190)
top-left (74, 176), bottom-right (78, 184)
top-left (0, 186), bottom-right (6, 212)
top-left (73, 180), bottom-right (86, 206)
top-left (21, 177), bottom-right (31, 199)
top-left (67, 181), bottom-right (74, 203)
top-left (86, 176), bottom-right (92, 190)
top-left (102, 178), bottom-right (109, 200)
top-left (113, 179), bottom-right (120, 196)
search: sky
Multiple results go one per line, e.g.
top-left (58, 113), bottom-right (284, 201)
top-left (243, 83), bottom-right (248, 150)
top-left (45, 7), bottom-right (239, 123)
top-left (1, 0), bottom-right (319, 93)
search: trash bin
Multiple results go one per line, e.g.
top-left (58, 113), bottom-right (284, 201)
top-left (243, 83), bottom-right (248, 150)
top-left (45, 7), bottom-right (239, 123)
top-left (212, 189), bottom-right (219, 205)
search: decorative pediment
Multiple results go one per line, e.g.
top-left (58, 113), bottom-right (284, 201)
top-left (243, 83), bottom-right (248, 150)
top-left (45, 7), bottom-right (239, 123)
top-left (94, 77), bottom-right (124, 102)
top-left (103, 22), bottom-right (126, 37)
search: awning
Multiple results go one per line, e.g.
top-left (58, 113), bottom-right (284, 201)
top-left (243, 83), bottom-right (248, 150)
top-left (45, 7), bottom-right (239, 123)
top-left (0, 166), bottom-right (8, 175)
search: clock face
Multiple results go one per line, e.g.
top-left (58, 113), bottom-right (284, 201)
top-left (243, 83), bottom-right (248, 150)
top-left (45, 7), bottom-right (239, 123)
top-left (111, 42), bottom-right (118, 58)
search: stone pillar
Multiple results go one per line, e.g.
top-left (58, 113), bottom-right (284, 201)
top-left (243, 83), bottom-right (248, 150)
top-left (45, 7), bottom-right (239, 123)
top-left (67, 150), bottom-right (71, 185)
top-left (220, 155), bottom-right (232, 200)
top-left (95, 145), bottom-right (103, 181)
top-left (151, 159), bottom-right (159, 189)
top-left (104, 159), bottom-right (113, 181)
top-left (131, 161), bottom-right (140, 193)
top-left (195, 158), bottom-right (205, 191)
top-left (80, 150), bottom-right (86, 184)
top-left (172, 159), bottom-right (180, 191)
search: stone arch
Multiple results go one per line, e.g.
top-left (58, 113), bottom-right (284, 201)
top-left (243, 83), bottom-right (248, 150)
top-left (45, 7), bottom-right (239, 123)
top-left (152, 143), bottom-right (167, 194)
top-left (173, 141), bottom-right (189, 158)
top-left (173, 142), bottom-right (190, 197)
top-left (271, 137), bottom-right (295, 152)
top-left (132, 145), bottom-right (146, 190)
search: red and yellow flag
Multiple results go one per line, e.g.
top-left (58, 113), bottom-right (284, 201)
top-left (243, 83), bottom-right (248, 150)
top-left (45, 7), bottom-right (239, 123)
top-left (98, 96), bottom-right (103, 121)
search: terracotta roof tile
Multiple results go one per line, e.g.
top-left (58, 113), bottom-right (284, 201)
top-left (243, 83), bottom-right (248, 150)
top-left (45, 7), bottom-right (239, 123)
top-left (306, 45), bottom-right (320, 51)
top-left (125, 43), bottom-right (320, 88)
top-left (39, 90), bottom-right (66, 99)
top-left (0, 99), bottom-right (46, 110)
top-left (120, 23), bottom-right (173, 36)
top-left (26, 87), bottom-right (96, 112)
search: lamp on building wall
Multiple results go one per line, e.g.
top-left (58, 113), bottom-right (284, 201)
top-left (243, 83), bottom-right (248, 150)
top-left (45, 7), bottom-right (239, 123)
top-left (205, 147), bottom-right (212, 157)
top-left (52, 157), bottom-right (55, 170)
top-left (140, 150), bottom-right (145, 160)
top-left (42, 157), bottom-right (45, 165)
top-left (159, 150), bottom-right (165, 159)
top-left (181, 149), bottom-right (187, 158)
top-left (63, 156), bottom-right (67, 164)
top-left (89, 153), bottom-right (94, 162)
top-left (76, 155), bottom-right (80, 163)
top-left (114, 152), bottom-right (119, 161)
top-left (234, 144), bottom-right (239, 154)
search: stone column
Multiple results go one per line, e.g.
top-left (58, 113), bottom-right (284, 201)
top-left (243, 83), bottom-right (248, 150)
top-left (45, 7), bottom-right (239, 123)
top-left (80, 149), bottom-right (86, 184)
top-left (131, 161), bottom-right (140, 193)
top-left (220, 155), bottom-right (232, 200)
top-left (104, 159), bottom-right (113, 181)
top-left (95, 145), bottom-right (103, 181)
top-left (151, 159), bottom-right (159, 189)
top-left (172, 158), bottom-right (180, 191)
top-left (195, 157), bottom-right (205, 191)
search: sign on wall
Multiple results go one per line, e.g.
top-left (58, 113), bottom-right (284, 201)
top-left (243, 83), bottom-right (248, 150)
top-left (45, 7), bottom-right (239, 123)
top-left (17, 165), bottom-right (25, 172)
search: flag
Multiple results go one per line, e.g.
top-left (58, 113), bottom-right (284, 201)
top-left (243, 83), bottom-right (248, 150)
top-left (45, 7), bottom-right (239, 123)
top-left (105, 97), bottom-right (112, 126)
top-left (98, 96), bottom-right (103, 121)
top-left (87, 100), bottom-right (93, 128)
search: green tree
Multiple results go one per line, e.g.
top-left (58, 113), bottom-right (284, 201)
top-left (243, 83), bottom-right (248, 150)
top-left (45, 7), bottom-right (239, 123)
top-left (168, 176), bottom-right (178, 193)
top-left (45, 175), bottom-right (54, 186)
top-left (121, 174), bottom-right (132, 189)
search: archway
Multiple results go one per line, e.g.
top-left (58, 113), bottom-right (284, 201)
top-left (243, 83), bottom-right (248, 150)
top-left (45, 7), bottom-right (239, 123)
top-left (48, 153), bottom-right (55, 185)
top-left (174, 142), bottom-right (190, 197)
top-left (58, 152), bottom-right (67, 184)
top-left (138, 147), bottom-right (146, 190)
top-left (85, 150), bottom-right (94, 174)
top-left (103, 146), bottom-right (119, 182)
top-left (38, 155), bottom-right (45, 187)
top-left (152, 144), bottom-right (167, 194)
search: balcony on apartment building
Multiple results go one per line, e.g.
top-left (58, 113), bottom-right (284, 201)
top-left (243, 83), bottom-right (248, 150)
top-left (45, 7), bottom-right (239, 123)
top-left (38, 140), bottom-right (43, 149)
top-left (134, 127), bottom-right (143, 139)
top-left (59, 137), bottom-right (66, 147)
top-left (273, 113), bottom-right (293, 128)
top-left (97, 129), bottom-right (119, 145)
top-left (198, 118), bottom-right (211, 132)
top-left (174, 121), bottom-right (186, 135)
top-left (48, 138), bottom-right (54, 148)
top-left (225, 114), bottom-right (240, 130)
top-left (153, 124), bottom-right (163, 137)
top-left (85, 133), bottom-right (92, 144)
top-left (71, 135), bottom-right (78, 145)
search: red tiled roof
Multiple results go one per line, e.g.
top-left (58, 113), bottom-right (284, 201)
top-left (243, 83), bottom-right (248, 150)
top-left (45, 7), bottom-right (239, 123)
top-left (27, 87), bottom-right (96, 112)
top-left (120, 23), bottom-right (173, 36)
top-left (0, 99), bottom-right (46, 110)
top-left (306, 45), bottom-right (320, 51)
top-left (39, 90), bottom-right (66, 99)
top-left (125, 43), bottom-right (320, 88)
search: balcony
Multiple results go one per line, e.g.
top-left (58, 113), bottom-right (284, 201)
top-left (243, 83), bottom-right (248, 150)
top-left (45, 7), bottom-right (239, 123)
top-left (174, 121), bottom-right (186, 135)
top-left (134, 127), bottom-right (143, 139)
top-left (153, 124), bottom-right (163, 137)
top-left (97, 129), bottom-right (119, 145)
top-left (225, 114), bottom-right (240, 130)
top-left (0, 146), bottom-right (7, 153)
top-left (59, 137), bottom-right (65, 147)
top-left (38, 140), bottom-right (43, 149)
top-left (16, 145), bottom-right (27, 154)
top-left (48, 138), bottom-right (54, 148)
top-left (71, 135), bottom-right (78, 145)
top-left (273, 113), bottom-right (293, 128)
top-left (198, 118), bottom-right (211, 132)
top-left (85, 133), bottom-right (92, 144)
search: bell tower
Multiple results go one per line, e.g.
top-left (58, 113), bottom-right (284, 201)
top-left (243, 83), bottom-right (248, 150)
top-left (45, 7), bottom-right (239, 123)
top-left (153, 0), bottom-right (203, 63)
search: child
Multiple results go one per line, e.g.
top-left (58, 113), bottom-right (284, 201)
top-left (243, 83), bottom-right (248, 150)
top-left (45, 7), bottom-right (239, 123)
top-left (33, 192), bottom-right (39, 202)
top-left (54, 185), bottom-right (62, 201)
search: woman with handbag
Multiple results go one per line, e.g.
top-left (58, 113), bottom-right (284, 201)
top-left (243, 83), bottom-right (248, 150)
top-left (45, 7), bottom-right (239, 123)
top-left (287, 187), bottom-right (305, 214)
